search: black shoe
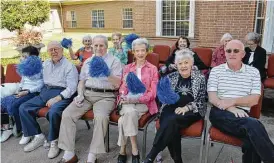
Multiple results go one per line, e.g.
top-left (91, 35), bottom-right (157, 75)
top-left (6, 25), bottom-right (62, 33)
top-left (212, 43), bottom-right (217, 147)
top-left (117, 154), bottom-right (127, 163)
top-left (132, 154), bottom-right (140, 163)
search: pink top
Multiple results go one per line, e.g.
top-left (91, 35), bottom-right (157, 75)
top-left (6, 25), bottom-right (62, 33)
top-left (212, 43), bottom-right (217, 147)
top-left (118, 61), bottom-right (159, 115)
top-left (211, 45), bottom-right (226, 67)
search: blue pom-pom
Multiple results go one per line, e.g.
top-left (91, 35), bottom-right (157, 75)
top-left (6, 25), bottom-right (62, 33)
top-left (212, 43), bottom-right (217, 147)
top-left (126, 72), bottom-right (146, 94)
top-left (1, 95), bottom-right (16, 115)
top-left (89, 56), bottom-right (110, 77)
top-left (124, 33), bottom-right (139, 49)
top-left (16, 56), bottom-right (42, 77)
top-left (61, 38), bottom-right (72, 49)
top-left (157, 77), bottom-right (179, 104)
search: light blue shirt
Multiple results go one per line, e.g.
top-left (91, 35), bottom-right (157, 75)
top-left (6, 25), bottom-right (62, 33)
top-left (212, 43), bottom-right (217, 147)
top-left (19, 73), bottom-right (44, 93)
top-left (43, 57), bottom-right (78, 99)
top-left (108, 46), bottom-right (129, 65)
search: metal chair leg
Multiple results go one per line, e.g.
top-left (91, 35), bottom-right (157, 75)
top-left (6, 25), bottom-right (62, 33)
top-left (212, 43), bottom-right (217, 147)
top-left (204, 133), bottom-right (211, 163)
top-left (85, 120), bottom-right (91, 130)
top-left (199, 124), bottom-right (206, 163)
top-left (105, 124), bottom-right (110, 152)
top-left (141, 127), bottom-right (148, 161)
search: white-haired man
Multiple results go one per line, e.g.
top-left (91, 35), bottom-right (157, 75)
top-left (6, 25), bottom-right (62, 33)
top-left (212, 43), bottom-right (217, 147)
top-left (58, 35), bottom-right (123, 163)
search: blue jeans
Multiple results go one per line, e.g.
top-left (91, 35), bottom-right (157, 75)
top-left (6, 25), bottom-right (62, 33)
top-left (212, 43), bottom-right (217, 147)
top-left (209, 107), bottom-right (274, 163)
top-left (19, 87), bottom-right (73, 141)
top-left (1, 93), bottom-right (37, 131)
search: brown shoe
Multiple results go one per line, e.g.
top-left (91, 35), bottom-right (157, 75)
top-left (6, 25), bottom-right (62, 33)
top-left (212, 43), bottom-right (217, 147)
top-left (58, 155), bottom-right (78, 163)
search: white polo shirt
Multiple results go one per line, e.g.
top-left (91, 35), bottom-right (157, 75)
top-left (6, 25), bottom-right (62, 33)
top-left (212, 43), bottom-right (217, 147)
top-left (207, 63), bottom-right (261, 111)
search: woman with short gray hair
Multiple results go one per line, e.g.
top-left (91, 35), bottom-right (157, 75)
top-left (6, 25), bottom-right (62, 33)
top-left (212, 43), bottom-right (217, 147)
top-left (68, 34), bottom-right (93, 66)
top-left (144, 50), bottom-right (207, 163)
top-left (211, 33), bottom-right (233, 67)
top-left (117, 38), bottom-right (158, 163)
top-left (243, 32), bottom-right (267, 81)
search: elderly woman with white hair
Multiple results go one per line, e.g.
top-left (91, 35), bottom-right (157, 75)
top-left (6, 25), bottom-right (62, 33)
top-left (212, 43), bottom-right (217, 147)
top-left (68, 35), bottom-right (93, 66)
top-left (117, 38), bottom-right (159, 163)
top-left (211, 33), bottom-right (233, 67)
top-left (243, 32), bottom-right (267, 81)
top-left (143, 50), bottom-right (207, 163)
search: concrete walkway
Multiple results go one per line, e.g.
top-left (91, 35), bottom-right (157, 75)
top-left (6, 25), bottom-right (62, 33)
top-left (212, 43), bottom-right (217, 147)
top-left (1, 90), bottom-right (274, 163)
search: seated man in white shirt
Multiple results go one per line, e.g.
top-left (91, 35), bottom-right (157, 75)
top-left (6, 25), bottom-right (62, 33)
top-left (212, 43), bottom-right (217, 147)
top-left (58, 35), bottom-right (123, 163)
top-left (208, 40), bottom-right (274, 163)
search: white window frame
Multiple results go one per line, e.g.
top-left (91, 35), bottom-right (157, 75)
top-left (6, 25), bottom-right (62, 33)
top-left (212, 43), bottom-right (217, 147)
top-left (156, 0), bottom-right (195, 37)
top-left (122, 8), bottom-right (133, 29)
top-left (66, 11), bottom-right (77, 28)
top-left (254, 0), bottom-right (265, 35)
top-left (91, 10), bottom-right (105, 28)
top-left (262, 0), bottom-right (274, 53)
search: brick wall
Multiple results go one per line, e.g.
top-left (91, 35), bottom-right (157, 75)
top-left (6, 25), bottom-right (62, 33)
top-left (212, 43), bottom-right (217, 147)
top-left (60, 1), bottom-right (257, 48)
top-left (62, 1), bottom-right (155, 36)
top-left (195, 1), bottom-right (256, 47)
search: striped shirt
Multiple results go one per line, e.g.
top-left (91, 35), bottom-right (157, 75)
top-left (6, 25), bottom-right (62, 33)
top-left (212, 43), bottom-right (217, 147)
top-left (207, 63), bottom-right (261, 111)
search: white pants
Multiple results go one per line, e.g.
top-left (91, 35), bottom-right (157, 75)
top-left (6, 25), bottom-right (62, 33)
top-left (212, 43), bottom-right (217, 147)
top-left (117, 104), bottom-right (148, 146)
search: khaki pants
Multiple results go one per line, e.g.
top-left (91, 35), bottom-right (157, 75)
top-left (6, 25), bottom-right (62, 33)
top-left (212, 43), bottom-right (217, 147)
top-left (117, 104), bottom-right (148, 146)
top-left (58, 89), bottom-right (116, 154)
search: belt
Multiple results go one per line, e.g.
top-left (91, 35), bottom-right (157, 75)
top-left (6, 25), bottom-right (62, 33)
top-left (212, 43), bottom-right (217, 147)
top-left (86, 87), bottom-right (117, 93)
top-left (44, 85), bottom-right (65, 90)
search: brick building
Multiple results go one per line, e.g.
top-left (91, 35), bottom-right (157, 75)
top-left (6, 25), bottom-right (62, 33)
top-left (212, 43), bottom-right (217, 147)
top-left (49, 0), bottom-right (274, 52)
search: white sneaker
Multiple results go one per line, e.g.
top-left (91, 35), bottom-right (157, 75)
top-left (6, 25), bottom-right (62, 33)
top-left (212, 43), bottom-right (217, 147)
top-left (24, 134), bottom-right (45, 152)
top-left (19, 135), bottom-right (31, 145)
top-left (0, 130), bottom-right (13, 143)
top-left (48, 141), bottom-right (60, 159)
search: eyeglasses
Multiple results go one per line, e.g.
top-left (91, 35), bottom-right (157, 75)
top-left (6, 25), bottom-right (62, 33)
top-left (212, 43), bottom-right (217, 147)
top-left (225, 49), bottom-right (241, 54)
top-left (48, 48), bottom-right (61, 52)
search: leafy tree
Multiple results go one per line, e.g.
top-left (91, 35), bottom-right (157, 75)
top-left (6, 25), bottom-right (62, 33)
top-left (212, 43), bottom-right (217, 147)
top-left (1, 0), bottom-right (50, 33)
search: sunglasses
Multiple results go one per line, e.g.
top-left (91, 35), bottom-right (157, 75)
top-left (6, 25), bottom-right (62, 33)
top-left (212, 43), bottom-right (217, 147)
top-left (225, 49), bottom-right (241, 54)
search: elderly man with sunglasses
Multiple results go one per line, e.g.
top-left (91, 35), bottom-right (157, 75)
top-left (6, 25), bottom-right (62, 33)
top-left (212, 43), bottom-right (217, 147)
top-left (207, 40), bottom-right (274, 163)
top-left (19, 41), bottom-right (78, 159)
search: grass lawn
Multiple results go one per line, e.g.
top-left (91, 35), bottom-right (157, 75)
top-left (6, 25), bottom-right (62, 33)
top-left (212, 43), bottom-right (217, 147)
top-left (0, 32), bottom-right (118, 66)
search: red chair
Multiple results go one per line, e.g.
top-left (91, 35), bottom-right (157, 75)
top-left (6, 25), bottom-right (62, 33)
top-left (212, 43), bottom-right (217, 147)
top-left (153, 45), bottom-right (171, 68)
top-left (264, 54), bottom-right (274, 89)
top-left (4, 64), bottom-right (21, 83)
top-left (127, 51), bottom-right (160, 68)
top-left (1, 64), bottom-right (4, 84)
top-left (192, 48), bottom-right (213, 68)
top-left (155, 118), bottom-right (206, 163)
top-left (205, 85), bottom-right (264, 163)
top-left (127, 50), bottom-right (134, 64)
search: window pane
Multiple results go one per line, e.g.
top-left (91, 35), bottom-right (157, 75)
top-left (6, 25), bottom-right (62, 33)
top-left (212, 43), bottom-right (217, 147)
top-left (162, 0), bottom-right (190, 36)
top-left (123, 8), bottom-right (133, 28)
top-left (176, 21), bottom-right (189, 36)
top-left (162, 0), bottom-right (175, 20)
top-left (176, 1), bottom-right (189, 20)
top-left (92, 21), bottom-right (98, 28)
top-left (162, 21), bottom-right (175, 36)
top-left (123, 20), bottom-right (133, 28)
top-left (99, 20), bottom-right (104, 28)
top-left (256, 19), bottom-right (264, 35)
top-left (257, 1), bottom-right (264, 17)
top-left (72, 21), bottom-right (77, 28)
